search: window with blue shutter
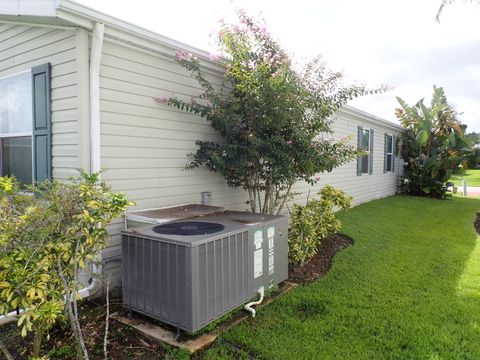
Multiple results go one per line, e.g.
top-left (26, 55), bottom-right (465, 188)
top-left (0, 64), bottom-right (51, 186)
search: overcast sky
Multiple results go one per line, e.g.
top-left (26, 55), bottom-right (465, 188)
top-left (76, 0), bottom-right (480, 132)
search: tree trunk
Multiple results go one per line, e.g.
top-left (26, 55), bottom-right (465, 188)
top-left (32, 327), bottom-right (44, 358)
top-left (276, 182), bottom-right (294, 215)
top-left (0, 338), bottom-right (14, 360)
top-left (57, 257), bottom-right (90, 360)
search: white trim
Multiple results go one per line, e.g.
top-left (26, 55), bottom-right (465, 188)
top-left (89, 22), bottom-right (104, 174)
top-left (0, 132), bottom-right (32, 138)
top-left (340, 106), bottom-right (404, 132)
top-left (0, 68), bottom-right (30, 82)
top-left (0, 19), bottom-right (75, 30)
top-left (76, 27), bottom-right (90, 173)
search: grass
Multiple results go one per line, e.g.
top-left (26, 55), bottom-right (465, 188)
top-left (451, 169), bottom-right (480, 187)
top-left (201, 195), bottom-right (480, 359)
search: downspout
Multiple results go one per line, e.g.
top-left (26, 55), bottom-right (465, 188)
top-left (0, 23), bottom-right (106, 326)
top-left (78, 21), bottom-right (105, 299)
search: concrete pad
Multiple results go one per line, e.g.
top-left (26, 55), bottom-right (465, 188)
top-left (111, 281), bottom-right (297, 354)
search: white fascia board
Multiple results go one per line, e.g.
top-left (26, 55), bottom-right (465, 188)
top-left (55, 1), bottom-right (224, 75)
top-left (0, 0), bottom-right (59, 16)
top-left (339, 105), bottom-right (405, 132)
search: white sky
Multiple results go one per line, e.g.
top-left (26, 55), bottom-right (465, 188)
top-left (76, 0), bottom-right (480, 131)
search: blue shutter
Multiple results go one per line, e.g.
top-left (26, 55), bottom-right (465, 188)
top-left (31, 63), bottom-right (52, 182)
top-left (383, 133), bottom-right (388, 173)
top-left (392, 135), bottom-right (396, 172)
top-left (369, 129), bottom-right (374, 175)
top-left (357, 126), bottom-right (363, 176)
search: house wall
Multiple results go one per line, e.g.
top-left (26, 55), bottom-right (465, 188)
top-left (0, 22), bottom-right (82, 180)
top-left (97, 38), bottom-right (404, 287)
top-left (293, 109), bottom-right (404, 207)
top-left (0, 22), bottom-right (404, 288)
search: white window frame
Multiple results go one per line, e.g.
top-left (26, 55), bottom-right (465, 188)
top-left (0, 69), bottom-right (33, 183)
top-left (360, 128), bottom-right (372, 175)
top-left (385, 134), bottom-right (394, 172)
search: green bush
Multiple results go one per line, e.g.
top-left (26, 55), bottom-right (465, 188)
top-left (396, 86), bottom-right (470, 198)
top-left (289, 186), bottom-right (351, 266)
top-left (0, 172), bottom-right (133, 358)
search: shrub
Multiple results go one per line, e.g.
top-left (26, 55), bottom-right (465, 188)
top-left (395, 86), bottom-right (470, 198)
top-left (289, 186), bottom-right (351, 266)
top-left (0, 172), bottom-right (133, 358)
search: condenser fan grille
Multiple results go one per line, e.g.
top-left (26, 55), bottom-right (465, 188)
top-left (153, 221), bottom-right (225, 235)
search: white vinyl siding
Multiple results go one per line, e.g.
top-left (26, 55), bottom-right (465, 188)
top-left (291, 110), bottom-right (403, 207)
top-left (97, 38), bottom-right (404, 285)
top-left (98, 40), bottom-right (245, 284)
top-left (0, 23), bottom-right (79, 181)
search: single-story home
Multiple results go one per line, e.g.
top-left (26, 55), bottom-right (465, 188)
top-left (0, 0), bottom-right (404, 289)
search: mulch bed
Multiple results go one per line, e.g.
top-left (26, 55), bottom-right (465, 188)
top-left (288, 233), bottom-right (354, 284)
top-left (0, 302), bottom-right (166, 360)
top-left (475, 212), bottom-right (480, 235)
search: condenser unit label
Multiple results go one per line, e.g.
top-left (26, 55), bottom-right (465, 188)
top-left (254, 249), bottom-right (263, 278)
top-left (267, 227), bottom-right (275, 275)
top-left (254, 230), bottom-right (263, 249)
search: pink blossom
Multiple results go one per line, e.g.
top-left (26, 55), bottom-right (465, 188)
top-left (209, 53), bottom-right (221, 62)
top-left (314, 176), bottom-right (321, 182)
top-left (175, 50), bottom-right (188, 60)
top-left (248, 133), bottom-right (254, 139)
top-left (286, 140), bottom-right (292, 145)
top-left (206, 100), bottom-right (213, 107)
top-left (154, 96), bottom-right (168, 104)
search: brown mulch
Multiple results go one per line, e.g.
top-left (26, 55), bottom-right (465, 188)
top-left (288, 233), bottom-right (354, 284)
top-left (0, 302), bottom-right (166, 360)
top-left (475, 212), bottom-right (480, 235)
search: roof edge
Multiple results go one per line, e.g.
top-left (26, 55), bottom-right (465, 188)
top-left (338, 105), bottom-right (404, 131)
top-left (0, 0), bottom-right (60, 17)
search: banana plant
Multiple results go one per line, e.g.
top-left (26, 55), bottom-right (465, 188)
top-left (395, 86), bottom-right (470, 198)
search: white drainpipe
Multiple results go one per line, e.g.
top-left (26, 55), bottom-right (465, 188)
top-left (244, 286), bottom-right (265, 318)
top-left (0, 22), bottom-right (105, 325)
top-left (80, 21), bottom-right (105, 299)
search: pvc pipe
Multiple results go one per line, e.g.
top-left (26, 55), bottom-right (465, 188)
top-left (90, 22), bottom-right (104, 175)
top-left (462, 179), bottom-right (467, 197)
top-left (244, 286), bottom-right (265, 318)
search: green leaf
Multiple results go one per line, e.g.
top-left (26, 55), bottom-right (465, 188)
top-left (416, 130), bottom-right (429, 147)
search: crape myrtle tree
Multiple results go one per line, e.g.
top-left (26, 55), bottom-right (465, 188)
top-left (156, 10), bottom-right (384, 214)
top-left (395, 86), bottom-right (470, 198)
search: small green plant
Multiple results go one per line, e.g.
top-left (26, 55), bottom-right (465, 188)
top-left (288, 186), bottom-right (351, 266)
top-left (0, 172), bottom-right (133, 359)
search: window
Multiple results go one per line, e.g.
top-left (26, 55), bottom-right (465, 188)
top-left (357, 126), bottom-right (373, 175)
top-left (384, 134), bottom-right (395, 173)
top-left (0, 71), bottom-right (33, 185)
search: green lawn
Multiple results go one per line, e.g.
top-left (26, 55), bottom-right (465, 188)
top-left (201, 196), bottom-right (480, 359)
top-left (451, 169), bottom-right (480, 187)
